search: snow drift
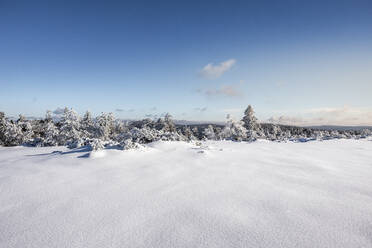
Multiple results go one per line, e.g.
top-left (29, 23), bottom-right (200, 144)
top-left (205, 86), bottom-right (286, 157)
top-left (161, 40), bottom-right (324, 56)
top-left (0, 139), bottom-right (372, 248)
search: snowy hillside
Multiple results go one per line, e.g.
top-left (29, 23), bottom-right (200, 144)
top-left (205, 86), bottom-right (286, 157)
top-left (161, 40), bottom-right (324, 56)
top-left (1, 139), bottom-right (372, 248)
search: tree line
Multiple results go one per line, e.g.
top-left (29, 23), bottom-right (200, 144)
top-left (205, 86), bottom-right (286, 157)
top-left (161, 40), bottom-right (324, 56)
top-left (0, 105), bottom-right (371, 150)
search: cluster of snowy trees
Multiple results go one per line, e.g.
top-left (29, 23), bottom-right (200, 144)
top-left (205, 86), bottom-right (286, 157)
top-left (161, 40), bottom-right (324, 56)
top-left (0, 106), bottom-right (371, 150)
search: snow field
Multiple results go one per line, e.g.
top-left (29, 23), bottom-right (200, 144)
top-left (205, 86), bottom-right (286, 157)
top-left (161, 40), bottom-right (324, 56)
top-left (0, 139), bottom-right (372, 248)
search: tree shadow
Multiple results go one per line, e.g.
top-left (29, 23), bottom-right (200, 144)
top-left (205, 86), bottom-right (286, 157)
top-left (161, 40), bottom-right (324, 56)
top-left (26, 146), bottom-right (92, 158)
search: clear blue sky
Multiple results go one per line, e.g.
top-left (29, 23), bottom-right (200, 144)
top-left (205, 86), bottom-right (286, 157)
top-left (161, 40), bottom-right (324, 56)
top-left (1, 0), bottom-right (372, 125)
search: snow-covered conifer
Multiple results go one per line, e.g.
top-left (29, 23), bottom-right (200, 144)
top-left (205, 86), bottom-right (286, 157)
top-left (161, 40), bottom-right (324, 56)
top-left (58, 107), bottom-right (82, 146)
top-left (183, 126), bottom-right (196, 141)
top-left (17, 115), bottom-right (33, 144)
top-left (81, 111), bottom-right (95, 139)
top-left (96, 112), bottom-right (115, 141)
top-left (3, 121), bottom-right (24, 146)
top-left (127, 126), bottom-right (161, 143)
top-left (0, 112), bottom-right (6, 145)
top-left (203, 125), bottom-right (216, 140)
top-left (163, 113), bottom-right (176, 132)
top-left (242, 105), bottom-right (262, 140)
top-left (222, 114), bottom-right (247, 141)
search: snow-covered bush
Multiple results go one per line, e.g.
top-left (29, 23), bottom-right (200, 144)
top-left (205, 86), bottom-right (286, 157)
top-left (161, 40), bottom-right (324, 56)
top-left (126, 127), bottom-right (161, 143)
top-left (119, 139), bottom-right (142, 150)
top-left (160, 131), bottom-right (187, 141)
top-left (86, 138), bottom-right (105, 151)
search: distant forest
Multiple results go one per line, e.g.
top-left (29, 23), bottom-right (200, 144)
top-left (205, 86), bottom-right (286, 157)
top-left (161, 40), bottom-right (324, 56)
top-left (1, 105), bottom-right (371, 150)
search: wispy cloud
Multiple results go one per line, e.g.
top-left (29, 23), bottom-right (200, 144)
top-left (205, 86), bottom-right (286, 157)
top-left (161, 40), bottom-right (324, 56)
top-left (197, 84), bottom-right (244, 98)
top-left (267, 106), bottom-right (372, 126)
top-left (199, 59), bottom-right (236, 79)
top-left (116, 108), bottom-right (135, 113)
top-left (194, 107), bottom-right (207, 112)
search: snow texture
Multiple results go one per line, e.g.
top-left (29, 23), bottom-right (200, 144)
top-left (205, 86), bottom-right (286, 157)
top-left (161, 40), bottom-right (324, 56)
top-left (1, 139), bottom-right (372, 248)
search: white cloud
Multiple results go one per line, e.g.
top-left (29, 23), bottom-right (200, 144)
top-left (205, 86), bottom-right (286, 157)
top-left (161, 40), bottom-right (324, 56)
top-left (115, 108), bottom-right (135, 113)
top-left (197, 83), bottom-right (244, 98)
top-left (200, 59), bottom-right (236, 79)
top-left (194, 107), bottom-right (207, 112)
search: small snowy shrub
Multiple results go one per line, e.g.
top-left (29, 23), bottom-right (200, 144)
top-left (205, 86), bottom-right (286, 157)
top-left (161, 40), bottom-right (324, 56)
top-left (119, 139), bottom-right (142, 150)
top-left (87, 138), bottom-right (105, 151)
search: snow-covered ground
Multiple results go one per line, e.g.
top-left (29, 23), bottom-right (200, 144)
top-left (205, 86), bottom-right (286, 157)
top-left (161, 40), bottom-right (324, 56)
top-left (1, 139), bottom-right (372, 248)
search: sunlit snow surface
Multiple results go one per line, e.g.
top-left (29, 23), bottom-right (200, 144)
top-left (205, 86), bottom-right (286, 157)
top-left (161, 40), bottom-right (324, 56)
top-left (1, 139), bottom-right (372, 248)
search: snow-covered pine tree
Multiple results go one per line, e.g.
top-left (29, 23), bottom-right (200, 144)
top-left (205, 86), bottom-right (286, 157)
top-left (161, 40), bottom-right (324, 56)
top-left (113, 120), bottom-right (127, 137)
top-left (154, 113), bottom-right (177, 139)
top-left (125, 126), bottom-right (161, 143)
top-left (361, 129), bottom-right (372, 138)
top-left (3, 120), bottom-right (24, 146)
top-left (96, 112), bottom-right (115, 141)
top-left (17, 115), bottom-right (33, 144)
top-left (40, 111), bottom-right (60, 146)
top-left (163, 113), bottom-right (176, 133)
top-left (155, 117), bottom-right (165, 131)
top-left (272, 124), bottom-right (283, 141)
top-left (191, 126), bottom-right (201, 139)
top-left (242, 105), bottom-right (262, 140)
top-left (222, 114), bottom-right (247, 141)
top-left (203, 125), bottom-right (216, 140)
top-left (58, 107), bottom-right (82, 147)
top-left (182, 126), bottom-right (196, 141)
top-left (81, 111), bottom-right (95, 139)
top-left (0, 112), bottom-right (6, 145)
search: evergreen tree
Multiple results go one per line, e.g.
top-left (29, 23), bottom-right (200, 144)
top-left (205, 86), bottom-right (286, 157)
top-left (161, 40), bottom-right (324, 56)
top-left (0, 112), bottom-right (6, 145)
top-left (242, 105), bottom-right (261, 140)
top-left (155, 113), bottom-right (176, 133)
top-left (203, 125), bottom-right (216, 140)
top-left (81, 111), bottom-right (95, 139)
top-left (58, 107), bottom-right (82, 146)
top-left (17, 115), bottom-right (33, 144)
top-left (41, 111), bottom-right (59, 146)
top-left (222, 114), bottom-right (247, 141)
top-left (3, 120), bottom-right (23, 146)
top-left (96, 112), bottom-right (115, 141)
top-left (164, 113), bottom-right (176, 132)
top-left (182, 126), bottom-right (196, 141)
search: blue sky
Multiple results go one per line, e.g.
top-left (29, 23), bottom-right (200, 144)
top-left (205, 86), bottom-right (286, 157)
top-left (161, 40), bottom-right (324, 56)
top-left (1, 0), bottom-right (372, 125)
